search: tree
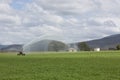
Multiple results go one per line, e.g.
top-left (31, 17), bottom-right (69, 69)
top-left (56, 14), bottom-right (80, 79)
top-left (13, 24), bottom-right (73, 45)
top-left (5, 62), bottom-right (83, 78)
top-left (48, 41), bottom-right (67, 52)
top-left (77, 42), bottom-right (90, 51)
top-left (116, 44), bottom-right (120, 50)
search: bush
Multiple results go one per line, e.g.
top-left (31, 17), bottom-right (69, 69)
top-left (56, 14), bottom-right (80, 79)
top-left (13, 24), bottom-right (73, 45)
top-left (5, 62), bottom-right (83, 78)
top-left (116, 44), bottom-right (120, 50)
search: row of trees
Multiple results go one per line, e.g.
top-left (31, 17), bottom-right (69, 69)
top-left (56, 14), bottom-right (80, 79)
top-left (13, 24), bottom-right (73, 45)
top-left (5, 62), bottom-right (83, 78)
top-left (77, 42), bottom-right (120, 51)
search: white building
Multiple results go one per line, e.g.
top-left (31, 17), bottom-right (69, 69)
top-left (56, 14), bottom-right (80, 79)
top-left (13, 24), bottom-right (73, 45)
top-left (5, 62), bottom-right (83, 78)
top-left (94, 48), bottom-right (100, 51)
top-left (68, 43), bottom-right (78, 52)
top-left (69, 48), bottom-right (77, 52)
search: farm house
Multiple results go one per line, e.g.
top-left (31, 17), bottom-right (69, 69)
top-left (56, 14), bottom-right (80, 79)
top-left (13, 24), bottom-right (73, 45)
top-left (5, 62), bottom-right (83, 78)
top-left (94, 48), bottom-right (100, 51)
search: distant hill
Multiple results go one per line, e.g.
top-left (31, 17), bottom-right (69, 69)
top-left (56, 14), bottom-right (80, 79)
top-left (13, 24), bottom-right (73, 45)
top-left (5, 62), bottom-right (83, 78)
top-left (0, 45), bottom-right (4, 49)
top-left (0, 44), bottom-right (23, 52)
top-left (1, 34), bottom-right (120, 52)
top-left (84, 34), bottom-right (120, 50)
top-left (0, 45), bottom-right (8, 49)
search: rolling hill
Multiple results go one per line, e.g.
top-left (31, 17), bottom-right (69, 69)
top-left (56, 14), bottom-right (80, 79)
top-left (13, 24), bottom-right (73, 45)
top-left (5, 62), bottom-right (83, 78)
top-left (0, 44), bottom-right (23, 52)
top-left (85, 34), bottom-right (120, 50)
top-left (0, 34), bottom-right (120, 52)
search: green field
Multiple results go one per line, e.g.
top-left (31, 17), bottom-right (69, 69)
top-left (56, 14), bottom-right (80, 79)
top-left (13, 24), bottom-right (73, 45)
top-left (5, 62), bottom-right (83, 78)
top-left (0, 51), bottom-right (120, 80)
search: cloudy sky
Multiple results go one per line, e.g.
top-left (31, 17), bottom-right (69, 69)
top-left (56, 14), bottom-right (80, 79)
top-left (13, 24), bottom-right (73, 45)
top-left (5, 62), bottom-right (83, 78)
top-left (0, 0), bottom-right (120, 44)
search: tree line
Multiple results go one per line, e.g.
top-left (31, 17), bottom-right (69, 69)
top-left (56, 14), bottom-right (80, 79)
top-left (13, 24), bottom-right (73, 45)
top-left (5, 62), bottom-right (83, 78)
top-left (77, 42), bottom-right (120, 51)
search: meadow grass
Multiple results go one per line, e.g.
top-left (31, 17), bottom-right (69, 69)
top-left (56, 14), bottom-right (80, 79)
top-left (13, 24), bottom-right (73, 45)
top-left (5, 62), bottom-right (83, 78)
top-left (0, 51), bottom-right (120, 80)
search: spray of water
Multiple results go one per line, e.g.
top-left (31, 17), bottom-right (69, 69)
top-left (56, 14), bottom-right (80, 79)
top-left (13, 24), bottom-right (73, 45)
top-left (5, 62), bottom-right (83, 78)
top-left (23, 34), bottom-right (71, 53)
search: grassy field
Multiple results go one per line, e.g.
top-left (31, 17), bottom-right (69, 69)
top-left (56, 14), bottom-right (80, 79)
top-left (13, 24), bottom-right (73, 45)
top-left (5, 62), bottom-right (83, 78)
top-left (0, 51), bottom-right (120, 80)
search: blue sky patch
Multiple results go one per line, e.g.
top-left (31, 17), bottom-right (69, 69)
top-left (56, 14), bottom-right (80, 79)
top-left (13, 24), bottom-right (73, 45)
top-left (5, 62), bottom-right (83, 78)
top-left (10, 0), bottom-right (33, 10)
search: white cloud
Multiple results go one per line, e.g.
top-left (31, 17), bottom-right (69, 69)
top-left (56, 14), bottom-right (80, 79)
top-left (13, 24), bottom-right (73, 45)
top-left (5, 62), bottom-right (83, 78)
top-left (34, 0), bottom-right (97, 14)
top-left (0, 0), bottom-right (120, 44)
top-left (0, 0), bottom-right (12, 3)
top-left (97, 0), bottom-right (120, 13)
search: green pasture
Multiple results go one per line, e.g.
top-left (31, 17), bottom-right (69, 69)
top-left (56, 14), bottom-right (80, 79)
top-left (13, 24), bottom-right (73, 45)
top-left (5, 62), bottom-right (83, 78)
top-left (0, 51), bottom-right (120, 80)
